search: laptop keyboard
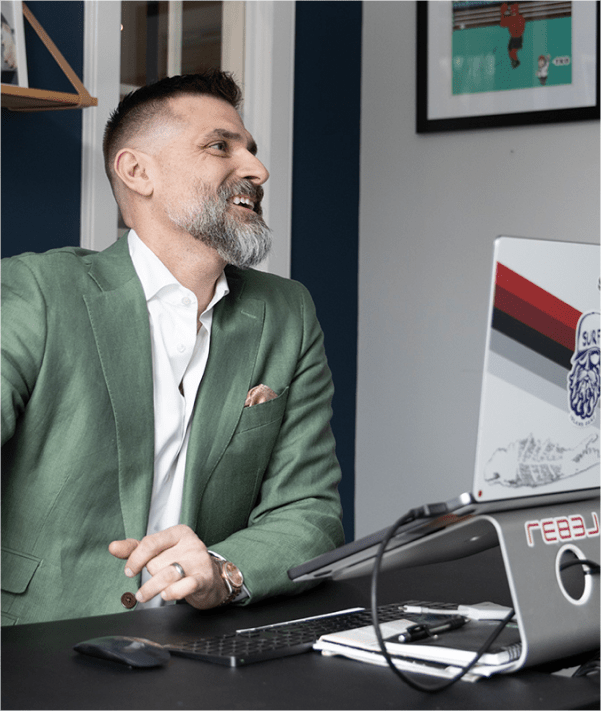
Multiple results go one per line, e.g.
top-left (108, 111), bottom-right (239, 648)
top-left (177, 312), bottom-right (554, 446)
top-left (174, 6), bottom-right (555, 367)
top-left (165, 602), bottom-right (425, 667)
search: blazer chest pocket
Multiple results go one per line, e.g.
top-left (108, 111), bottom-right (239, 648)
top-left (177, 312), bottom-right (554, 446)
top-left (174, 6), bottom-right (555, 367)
top-left (234, 386), bottom-right (289, 434)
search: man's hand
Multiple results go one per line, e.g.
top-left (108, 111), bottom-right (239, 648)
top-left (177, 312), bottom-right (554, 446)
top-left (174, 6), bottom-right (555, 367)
top-left (108, 524), bottom-right (228, 609)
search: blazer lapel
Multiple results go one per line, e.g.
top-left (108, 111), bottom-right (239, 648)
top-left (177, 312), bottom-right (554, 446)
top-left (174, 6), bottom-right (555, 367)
top-left (84, 237), bottom-right (155, 541)
top-left (180, 273), bottom-right (265, 526)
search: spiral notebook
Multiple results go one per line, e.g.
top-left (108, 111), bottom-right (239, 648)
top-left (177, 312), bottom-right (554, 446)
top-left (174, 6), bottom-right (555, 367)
top-left (314, 612), bottom-right (522, 679)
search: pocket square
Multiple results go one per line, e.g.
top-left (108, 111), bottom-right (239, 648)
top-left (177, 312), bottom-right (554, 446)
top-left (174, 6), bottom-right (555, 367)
top-left (245, 384), bottom-right (278, 408)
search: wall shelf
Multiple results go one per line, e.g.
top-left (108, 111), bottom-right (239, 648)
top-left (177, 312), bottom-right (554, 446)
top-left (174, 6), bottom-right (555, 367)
top-left (2, 85), bottom-right (96, 111)
top-left (1, 3), bottom-right (97, 112)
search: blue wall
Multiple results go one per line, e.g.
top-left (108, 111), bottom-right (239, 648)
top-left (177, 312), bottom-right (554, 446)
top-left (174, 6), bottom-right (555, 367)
top-left (291, 2), bottom-right (362, 542)
top-left (1, 1), bottom-right (84, 258)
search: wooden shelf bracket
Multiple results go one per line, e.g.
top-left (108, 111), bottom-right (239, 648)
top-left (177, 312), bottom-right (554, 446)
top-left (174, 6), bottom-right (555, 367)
top-left (1, 2), bottom-right (97, 111)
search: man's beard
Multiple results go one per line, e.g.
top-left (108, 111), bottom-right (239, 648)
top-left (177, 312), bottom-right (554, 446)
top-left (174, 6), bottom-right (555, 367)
top-left (167, 178), bottom-right (272, 269)
top-left (568, 355), bottom-right (600, 420)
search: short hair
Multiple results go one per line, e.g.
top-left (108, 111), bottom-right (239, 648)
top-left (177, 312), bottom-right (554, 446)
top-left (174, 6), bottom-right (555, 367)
top-left (103, 70), bottom-right (242, 191)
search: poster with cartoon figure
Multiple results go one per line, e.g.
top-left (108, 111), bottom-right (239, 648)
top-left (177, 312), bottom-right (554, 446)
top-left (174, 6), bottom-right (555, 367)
top-left (418, 1), bottom-right (598, 131)
top-left (473, 238), bottom-right (600, 501)
top-left (452, 1), bottom-right (572, 95)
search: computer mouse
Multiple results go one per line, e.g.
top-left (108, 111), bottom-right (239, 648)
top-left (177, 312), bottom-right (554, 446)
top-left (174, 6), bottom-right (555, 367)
top-left (74, 635), bottom-right (171, 668)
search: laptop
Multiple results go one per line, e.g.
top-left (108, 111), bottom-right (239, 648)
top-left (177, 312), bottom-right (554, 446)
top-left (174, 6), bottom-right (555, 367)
top-left (289, 236), bottom-right (600, 583)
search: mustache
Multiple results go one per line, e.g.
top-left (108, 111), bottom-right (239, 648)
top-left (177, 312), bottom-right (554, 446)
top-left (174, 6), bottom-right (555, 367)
top-left (218, 179), bottom-right (264, 216)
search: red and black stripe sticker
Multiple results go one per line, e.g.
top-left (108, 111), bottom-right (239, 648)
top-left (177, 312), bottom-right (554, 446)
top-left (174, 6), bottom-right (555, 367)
top-left (492, 263), bottom-right (581, 371)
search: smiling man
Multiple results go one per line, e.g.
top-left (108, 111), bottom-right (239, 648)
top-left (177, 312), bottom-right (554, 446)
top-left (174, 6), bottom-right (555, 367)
top-left (1, 71), bottom-right (344, 625)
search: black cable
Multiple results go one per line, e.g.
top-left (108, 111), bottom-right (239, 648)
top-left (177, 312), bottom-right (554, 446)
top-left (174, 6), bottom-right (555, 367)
top-left (559, 558), bottom-right (601, 676)
top-left (370, 509), bottom-right (516, 692)
top-left (559, 558), bottom-right (600, 574)
top-left (573, 651), bottom-right (600, 677)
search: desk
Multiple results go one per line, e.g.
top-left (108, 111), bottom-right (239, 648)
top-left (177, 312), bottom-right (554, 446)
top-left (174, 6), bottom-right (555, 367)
top-left (2, 548), bottom-right (599, 710)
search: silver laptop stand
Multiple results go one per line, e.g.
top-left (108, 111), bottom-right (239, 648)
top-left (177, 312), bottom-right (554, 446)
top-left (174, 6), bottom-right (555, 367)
top-left (389, 496), bottom-right (600, 671)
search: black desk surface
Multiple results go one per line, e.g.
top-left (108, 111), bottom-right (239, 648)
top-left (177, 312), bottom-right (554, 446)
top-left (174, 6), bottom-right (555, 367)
top-left (2, 547), bottom-right (599, 710)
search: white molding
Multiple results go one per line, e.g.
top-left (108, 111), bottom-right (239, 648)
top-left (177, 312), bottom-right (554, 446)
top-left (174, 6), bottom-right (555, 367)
top-left (80, 0), bottom-right (121, 252)
top-left (167, 1), bottom-right (183, 76)
top-left (243, 1), bottom-right (295, 278)
top-left (222, 1), bottom-right (245, 86)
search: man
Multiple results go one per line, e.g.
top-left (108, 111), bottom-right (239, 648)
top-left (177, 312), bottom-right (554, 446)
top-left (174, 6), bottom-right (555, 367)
top-left (500, 3), bottom-right (526, 69)
top-left (1, 71), bottom-right (344, 626)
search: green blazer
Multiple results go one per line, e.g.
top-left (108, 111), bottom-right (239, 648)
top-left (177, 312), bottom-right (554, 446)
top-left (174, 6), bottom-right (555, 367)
top-left (1, 235), bottom-right (343, 626)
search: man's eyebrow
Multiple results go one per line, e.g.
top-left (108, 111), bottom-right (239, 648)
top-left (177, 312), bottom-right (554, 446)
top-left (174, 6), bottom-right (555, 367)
top-left (205, 129), bottom-right (258, 156)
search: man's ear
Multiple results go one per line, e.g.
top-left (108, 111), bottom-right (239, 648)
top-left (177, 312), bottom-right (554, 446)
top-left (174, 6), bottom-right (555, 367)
top-left (114, 148), bottom-right (154, 197)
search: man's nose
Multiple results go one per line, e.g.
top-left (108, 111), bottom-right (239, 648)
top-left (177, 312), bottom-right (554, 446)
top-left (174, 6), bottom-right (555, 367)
top-left (238, 151), bottom-right (269, 186)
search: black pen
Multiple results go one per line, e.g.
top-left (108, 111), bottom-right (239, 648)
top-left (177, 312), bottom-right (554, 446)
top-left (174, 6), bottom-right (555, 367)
top-left (397, 616), bottom-right (467, 643)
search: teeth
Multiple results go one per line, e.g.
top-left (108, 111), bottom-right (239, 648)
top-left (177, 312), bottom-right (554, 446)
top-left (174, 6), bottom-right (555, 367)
top-left (233, 196), bottom-right (254, 208)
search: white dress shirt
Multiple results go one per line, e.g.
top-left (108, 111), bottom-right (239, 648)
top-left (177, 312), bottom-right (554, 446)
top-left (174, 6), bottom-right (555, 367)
top-left (128, 231), bottom-right (229, 607)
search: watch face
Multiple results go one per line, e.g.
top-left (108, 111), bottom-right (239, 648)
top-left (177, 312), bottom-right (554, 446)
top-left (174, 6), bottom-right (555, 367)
top-left (223, 561), bottom-right (244, 588)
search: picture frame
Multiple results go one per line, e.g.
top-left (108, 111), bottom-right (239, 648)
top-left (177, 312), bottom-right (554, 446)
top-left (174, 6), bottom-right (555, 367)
top-left (416, 1), bottom-right (600, 133)
top-left (1, 0), bottom-right (27, 87)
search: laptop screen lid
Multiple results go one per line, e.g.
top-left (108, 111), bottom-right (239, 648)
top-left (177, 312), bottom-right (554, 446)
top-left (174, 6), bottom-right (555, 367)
top-left (473, 236), bottom-right (599, 504)
top-left (288, 237), bottom-right (599, 584)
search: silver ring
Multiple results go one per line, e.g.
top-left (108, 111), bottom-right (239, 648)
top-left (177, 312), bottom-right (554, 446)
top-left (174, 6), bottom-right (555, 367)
top-left (171, 562), bottom-right (186, 579)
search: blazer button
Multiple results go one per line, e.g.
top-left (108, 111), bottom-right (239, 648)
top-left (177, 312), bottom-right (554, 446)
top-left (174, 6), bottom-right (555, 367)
top-left (121, 592), bottom-right (137, 609)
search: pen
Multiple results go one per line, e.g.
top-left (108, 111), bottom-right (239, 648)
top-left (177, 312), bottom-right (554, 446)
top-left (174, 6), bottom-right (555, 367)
top-left (398, 615), bottom-right (467, 643)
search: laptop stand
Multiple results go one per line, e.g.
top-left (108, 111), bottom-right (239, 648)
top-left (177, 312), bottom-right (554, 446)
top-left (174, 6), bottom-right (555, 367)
top-left (393, 496), bottom-right (600, 671)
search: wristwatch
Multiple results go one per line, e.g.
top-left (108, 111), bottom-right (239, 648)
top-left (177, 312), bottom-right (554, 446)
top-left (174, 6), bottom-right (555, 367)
top-left (209, 553), bottom-right (244, 605)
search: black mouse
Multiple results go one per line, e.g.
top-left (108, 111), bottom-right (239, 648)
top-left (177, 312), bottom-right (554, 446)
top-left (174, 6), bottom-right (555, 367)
top-left (74, 635), bottom-right (171, 668)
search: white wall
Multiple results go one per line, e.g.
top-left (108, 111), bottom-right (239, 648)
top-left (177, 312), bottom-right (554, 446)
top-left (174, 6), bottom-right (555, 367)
top-left (355, 1), bottom-right (600, 538)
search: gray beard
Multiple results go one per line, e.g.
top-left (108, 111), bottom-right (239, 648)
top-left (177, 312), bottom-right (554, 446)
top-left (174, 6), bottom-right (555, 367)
top-left (167, 180), bottom-right (272, 269)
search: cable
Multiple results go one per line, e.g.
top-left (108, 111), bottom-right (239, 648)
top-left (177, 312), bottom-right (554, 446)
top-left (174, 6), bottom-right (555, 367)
top-left (370, 509), bottom-right (515, 692)
top-left (573, 651), bottom-right (600, 677)
top-left (559, 558), bottom-right (601, 676)
top-left (559, 558), bottom-right (600, 574)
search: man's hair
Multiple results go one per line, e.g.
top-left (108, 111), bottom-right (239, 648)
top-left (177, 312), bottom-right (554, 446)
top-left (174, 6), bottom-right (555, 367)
top-left (102, 70), bottom-right (242, 192)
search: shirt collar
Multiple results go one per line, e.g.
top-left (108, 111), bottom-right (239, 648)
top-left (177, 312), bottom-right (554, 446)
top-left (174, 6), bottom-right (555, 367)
top-left (128, 230), bottom-right (229, 311)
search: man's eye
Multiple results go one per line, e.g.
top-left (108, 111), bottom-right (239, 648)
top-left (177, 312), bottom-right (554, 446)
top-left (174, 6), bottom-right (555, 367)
top-left (209, 141), bottom-right (227, 152)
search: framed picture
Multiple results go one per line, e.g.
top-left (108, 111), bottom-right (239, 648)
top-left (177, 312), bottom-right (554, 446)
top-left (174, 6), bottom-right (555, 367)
top-left (416, 1), bottom-right (599, 132)
top-left (1, 0), bottom-right (27, 87)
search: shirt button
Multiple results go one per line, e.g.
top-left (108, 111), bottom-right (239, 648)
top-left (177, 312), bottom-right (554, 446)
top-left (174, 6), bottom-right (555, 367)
top-left (177, 343), bottom-right (186, 353)
top-left (182, 296), bottom-right (191, 306)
